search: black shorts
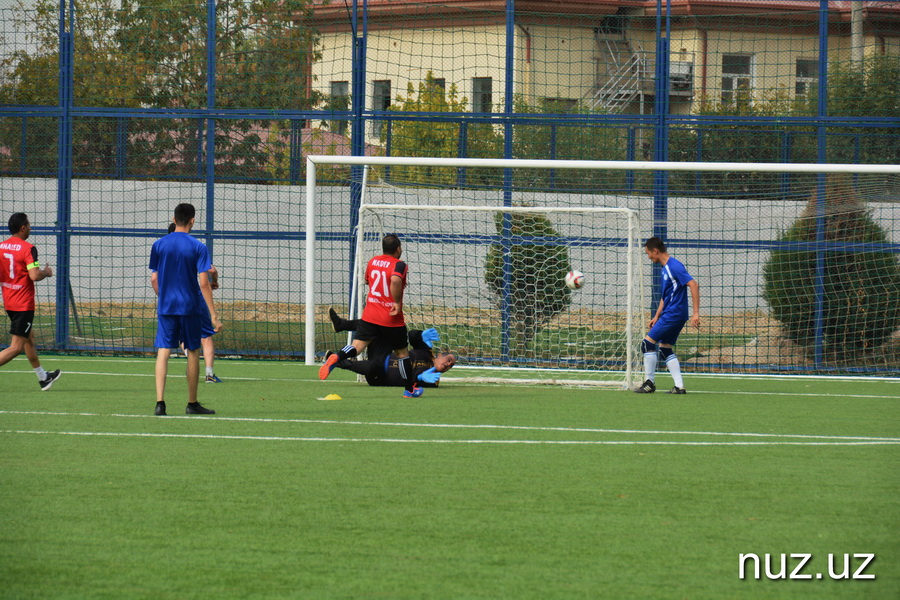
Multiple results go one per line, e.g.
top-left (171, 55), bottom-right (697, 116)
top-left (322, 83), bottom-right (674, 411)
top-left (7, 310), bottom-right (35, 337)
top-left (353, 320), bottom-right (409, 352)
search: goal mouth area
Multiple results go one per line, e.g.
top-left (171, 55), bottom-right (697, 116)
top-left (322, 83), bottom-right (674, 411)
top-left (352, 202), bottom-right (644, 389)
top-left (441, 368), bottom-right (632, 389)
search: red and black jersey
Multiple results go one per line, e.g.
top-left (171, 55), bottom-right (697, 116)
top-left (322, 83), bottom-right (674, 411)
top-left (361, 254), bottom-right (408, 327)
top-left (0, 237), bottom-right (39, 311)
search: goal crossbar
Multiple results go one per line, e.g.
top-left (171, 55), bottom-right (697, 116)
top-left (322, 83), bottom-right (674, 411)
top-left (307, 155), bottom-right (900, 175)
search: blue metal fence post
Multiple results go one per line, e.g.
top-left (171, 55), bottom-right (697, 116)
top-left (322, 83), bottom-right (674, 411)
top-left (384, 120), bottom-right (392, 176)
top-left (813, 0), bottom-right (829, 367)
top-left (20, 117), bottom-right (27, 174)
top-left (348, 0), bottom-right (368, 306)
top-left (694, 129), bottom-right (703, 193)
top-left (115, 117), bottom-right (127, 179)
top-left (205, 0), bottom-right (216, 255)
top-left (290, 119), bottom-right (302, 185)
top-left (548, 123), bottom-right (557, 189)
top-left (55, 0), bottom-right (74, 350)
top-left (780, 130), bottom-right (791, 199)
top-left (456, 120), bottom-right (468, 188)
top-left (500, 0), bottom-right (515, 361)
top-left (626, 126), bottom-right (635, 193)
top-left (651, 0), bottom-right (671, 312)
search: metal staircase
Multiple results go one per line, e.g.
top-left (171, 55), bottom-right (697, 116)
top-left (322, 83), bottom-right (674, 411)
top-left (585, 36), bottom-right (648, 113)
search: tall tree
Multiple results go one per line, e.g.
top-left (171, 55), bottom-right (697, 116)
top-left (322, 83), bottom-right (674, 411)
top-left (0, 0), bottom-right (323, 180)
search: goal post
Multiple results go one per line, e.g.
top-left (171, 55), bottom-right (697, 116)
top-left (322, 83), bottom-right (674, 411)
top-left (354, 203), bottom-right (645, 387)
top-left (306, 156), bottom-right (900, 379)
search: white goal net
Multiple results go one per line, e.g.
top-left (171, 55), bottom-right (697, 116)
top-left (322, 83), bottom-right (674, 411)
top-left (353, 202), bottom-right (645, 387)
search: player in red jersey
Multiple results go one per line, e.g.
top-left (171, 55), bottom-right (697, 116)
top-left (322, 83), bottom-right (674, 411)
top-left (0, 213), bottom-right (61, 390)
top-left (319, 234), bottom-right (421, 397)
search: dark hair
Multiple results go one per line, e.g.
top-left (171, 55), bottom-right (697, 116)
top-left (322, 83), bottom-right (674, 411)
top-left (173, 203), bottom-right (196, 226)
top-left (644, 236), bottom-right (667, 253)
top-left (382, 234), bottom-right (401, 255)
top-left (8, 213), bottom-right (29, 235)
top-left (167, 223), bottom-right (176, 234)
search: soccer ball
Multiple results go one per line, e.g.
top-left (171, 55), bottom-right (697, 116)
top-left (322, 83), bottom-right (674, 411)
top-left (564, 270), bottom-right (585, 290)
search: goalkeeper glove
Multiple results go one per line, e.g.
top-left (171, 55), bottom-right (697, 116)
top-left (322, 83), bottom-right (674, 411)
top-left (422, 328), bottom-right (440, 348)
top-left (417, 367), bottom-right (441, 384)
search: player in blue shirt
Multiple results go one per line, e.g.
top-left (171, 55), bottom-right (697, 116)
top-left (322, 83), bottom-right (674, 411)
top-left (166, 222), bottom-right (222, 383)
top-left (149, 203), bottom-right (222, 415)
top-left (634, 237), bottom-right (700, 394)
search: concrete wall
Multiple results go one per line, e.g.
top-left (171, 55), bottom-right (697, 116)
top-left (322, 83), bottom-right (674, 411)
top-left (2, 177), bottom-right (896, 317)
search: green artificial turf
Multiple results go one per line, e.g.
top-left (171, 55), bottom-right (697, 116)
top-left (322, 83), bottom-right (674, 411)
top-left (1, 356), bottom-right (897, 599)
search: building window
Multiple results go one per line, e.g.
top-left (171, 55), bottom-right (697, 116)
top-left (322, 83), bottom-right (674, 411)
top-left (472, 77), bottom-right (492, 113)
top-left (372, 80), bottom-right (391, 138)
top-left (795, 59), bottom-right (818, 97)
top-left (329, 81), bottom-right (349, 135)
top-left (721, 54), bottom-right (752, 105)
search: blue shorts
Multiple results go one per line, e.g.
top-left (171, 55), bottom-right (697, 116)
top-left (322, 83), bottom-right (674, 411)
top-left (155, 315), bottom-right (203, 351)
top-left (199, 303), bottom-right (216, 338)
top-left (647, 316), bottom-right (687, 346)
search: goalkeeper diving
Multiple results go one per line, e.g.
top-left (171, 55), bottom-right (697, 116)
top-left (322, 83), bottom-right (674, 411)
top-left (326, 309), bottom-right (457, 388)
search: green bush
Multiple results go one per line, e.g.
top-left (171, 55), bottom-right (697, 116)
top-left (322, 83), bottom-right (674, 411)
top-left (762, 176), bottom-right (900, 362)
top-left (484, 210), bottom-right (572, 357)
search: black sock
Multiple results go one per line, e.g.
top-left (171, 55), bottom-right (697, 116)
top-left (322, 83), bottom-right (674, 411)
top-left (336, 345), bottom-right (358, 361)
top-left (398, 356), bottom-right (414, 391)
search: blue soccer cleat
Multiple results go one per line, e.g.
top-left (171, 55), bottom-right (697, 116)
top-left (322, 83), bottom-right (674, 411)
top-left (403, 385), bottom-right (424, 398)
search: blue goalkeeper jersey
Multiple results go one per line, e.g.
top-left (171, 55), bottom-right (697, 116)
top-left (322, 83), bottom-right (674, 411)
top-left (660, 257), bottom-right (693, 321)
top-left (149, 232), bottom-right (212, 316)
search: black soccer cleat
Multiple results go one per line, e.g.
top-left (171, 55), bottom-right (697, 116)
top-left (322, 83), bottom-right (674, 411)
top-left (329, 307), bottom-right (346, 332)
top-left (666, 386), bottom-right (687, 395)
top-left (39, 369), bottom-right (61, 391)
top-left (155, 401), bottom-right (167, 416)
top-left (185, 402), bottom-right (216, 415)
top-left (633, 379), bottom-right (656, 393)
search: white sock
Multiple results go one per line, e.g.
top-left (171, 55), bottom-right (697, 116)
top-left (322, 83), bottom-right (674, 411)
top-left (643, 352), bottom-right (658, 382)
top-left (666, 355), bottom-right (684, 388)
top-left (34, 366), bottom-right (47, 380)
top-left (206, 366), bottom-right (214, 377)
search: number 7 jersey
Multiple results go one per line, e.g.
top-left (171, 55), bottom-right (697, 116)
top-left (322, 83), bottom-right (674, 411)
top-left (0, 237), bottom-right (39, 311)
top-left (361, 254), bottom-right (408, 327)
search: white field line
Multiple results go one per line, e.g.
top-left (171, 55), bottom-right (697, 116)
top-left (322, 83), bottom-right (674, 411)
top-left (2, 369), bottom-right (898, 397)
top-left (6, 357), bottom-right (900, 383)
top-left (2, 430), bottom-right (899, 446)
top-left (1, 410), bottom-right (898, 444)
top-left (2, 369), bottom-right (306, 382)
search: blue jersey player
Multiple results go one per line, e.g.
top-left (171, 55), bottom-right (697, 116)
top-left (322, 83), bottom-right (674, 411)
top-left (149, 203), bottom-right (222, 416)
top-left (634, 237), bottom-right (700, 394)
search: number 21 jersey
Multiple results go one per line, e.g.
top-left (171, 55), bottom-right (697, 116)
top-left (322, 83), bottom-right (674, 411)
top-left (361, 254), bottom-right (408, 327)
